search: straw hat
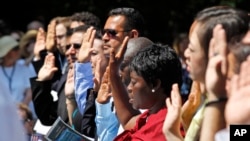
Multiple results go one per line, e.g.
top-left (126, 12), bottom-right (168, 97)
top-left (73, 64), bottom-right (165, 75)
top-left (19, 30), bottom-right (37, 58)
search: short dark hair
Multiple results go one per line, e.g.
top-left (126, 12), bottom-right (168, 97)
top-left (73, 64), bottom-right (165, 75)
top-left (71, 11), bottom-right (102, 29)
top-left (129, 43), bottom-right (182, 95)
top-left (67, 24), bottom-right (102, 39)
top-left (108, 7), bottom-right (146, 36)
top-left (194, 6), bottom-right (250, 60)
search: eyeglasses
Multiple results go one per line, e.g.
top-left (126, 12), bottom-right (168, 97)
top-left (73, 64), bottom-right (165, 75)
top-left (66, 43), bottom-right (81, 50)
top-left (102, 29), bottom-right (131, 37)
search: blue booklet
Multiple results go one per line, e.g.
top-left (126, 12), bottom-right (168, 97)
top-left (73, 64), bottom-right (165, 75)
top-left (45, 117), bottom-right (94, 141)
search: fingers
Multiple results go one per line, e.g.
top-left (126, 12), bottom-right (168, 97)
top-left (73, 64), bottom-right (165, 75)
top-left (216, 26), bottom-right (227, 57)
top-left (212, 24), bottom-right (227, 56)
top-left (48, 54), bottom-right (56, 66)
top-left (44, 53), bottom-right (58, 72)
top-left (212, 24), bottom-right (228, 74)
top-left (37, 28), bottom-right (46, 41)
top-left (89, 30), bottom-right (96, 48)
top-left (101, 67), bottom-right (110, 84)
top-left (216, 25), bottom-right (228, 75)
top-left (190, 81), bottom-right (200, 93)
top-left (79, 27), bottom-right (96, 63)
top-left (109, 36), bottom-right (129, 66)
top-left (83, 26), bottom-right (94, 42)
top-left (115, 36), bottom-right (129, 59)
top-left (93, 58), bottom-right (102, 91)
top-left (109, 47), bottom-right (116, 64)
top-left (95, 58), bottom-right (102, 78)
top-left (209, 24), bottom-right (227, 57)
top-left (44, 53), bottom-right (53, 64)
top-left (171, 84), bottom-right (182, 106)
top-left (208, 38), bottom-right (215, 58)
top-left (46, 20), bottom-right (56, 51)
top-left (166, 97), bottom-right (171, 108)
top-left (188, 81), bottom-right (201, 105)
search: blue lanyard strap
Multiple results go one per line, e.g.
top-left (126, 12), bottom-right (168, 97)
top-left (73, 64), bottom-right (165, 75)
top-left (1, 63), bottom-right (16, 92)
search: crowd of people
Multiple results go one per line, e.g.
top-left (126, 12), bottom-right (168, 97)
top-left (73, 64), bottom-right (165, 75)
top-left (0, 5), bottom-right (250, 141)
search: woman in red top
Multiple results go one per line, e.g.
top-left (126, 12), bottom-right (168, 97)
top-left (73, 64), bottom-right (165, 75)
top-left (106, 38), bottom-right (183, 141)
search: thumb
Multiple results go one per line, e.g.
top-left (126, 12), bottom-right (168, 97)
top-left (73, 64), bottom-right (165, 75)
top-left (51, 67), bottom-right (58, 72)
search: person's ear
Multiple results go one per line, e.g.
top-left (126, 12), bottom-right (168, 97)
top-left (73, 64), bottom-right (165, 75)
top-left (130, 29), bottom-right (139, 38)
top-left (151, 79), bottom-right (161, 93)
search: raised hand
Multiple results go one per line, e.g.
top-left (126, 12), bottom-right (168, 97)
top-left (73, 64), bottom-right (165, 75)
top-left (181, 81), bottom-right (201, 130)
top-left (37, 53), bottom-right (58, 81)
top-left (33, 28), bottom-right (46, 60)
top-left (163, 84), bottom-right (183, 141)
top-left (225, 56), bottom-right (250, 125)
top-left (93, 57), bottom-right (107, 92)
top-left (65, 65), bottom-right (76, 126)
top-left (109, 36), bottom-right (129, 73)
top-left (45, 19), bottom-right (56, 52)
top-left (199, 24), bottom-right (228, 141)
top-left (96, 66), bottom-right (112, 104)
top-left (205, 24), bottom-right (228, 99)
top-left (78, 26), bottom-right (96, 63)
top-left (65, 66), bottom-right (75, 97)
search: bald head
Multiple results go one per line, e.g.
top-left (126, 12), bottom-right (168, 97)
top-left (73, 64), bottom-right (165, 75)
top-left (123, 37), bottom-right (153, 65)
top-left (119, 37), bottom-right (153, 86)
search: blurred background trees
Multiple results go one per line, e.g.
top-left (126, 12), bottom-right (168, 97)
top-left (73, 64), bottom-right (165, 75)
top-left (1, 0), bottom-right (249, 44)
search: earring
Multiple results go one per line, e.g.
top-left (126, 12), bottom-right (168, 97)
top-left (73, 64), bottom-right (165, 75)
top-left (152, 89), bottom-right (155, 93)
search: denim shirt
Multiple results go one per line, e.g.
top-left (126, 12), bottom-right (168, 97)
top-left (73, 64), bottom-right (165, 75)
top-left (95, 97), bottom-right (119, 141)
top-left (74, 62), bottom-right (94, 115)
top-left (74, 62), bottom-right (119, 140)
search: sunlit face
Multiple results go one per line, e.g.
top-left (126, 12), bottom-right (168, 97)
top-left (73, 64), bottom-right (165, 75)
top-left (65, 32), bottom-right (83, 68)
top-left (55, 23), bottom-right (67, 54)
top-left (102, 15), bottom-right (130, 56)
top-left (127, 71), bottom-right (157, 110)
top-left (184, 22), bottom-right (207, 83)
top-left (3, 47), bottom-right (20, 64)
top-left (90, 39), bottom-right (108, 88)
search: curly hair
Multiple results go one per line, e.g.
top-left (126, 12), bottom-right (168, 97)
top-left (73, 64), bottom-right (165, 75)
top-left (129, 43), bottom-right (182, 95)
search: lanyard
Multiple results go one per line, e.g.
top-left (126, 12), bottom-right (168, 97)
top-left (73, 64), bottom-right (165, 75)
top-left (1, 64), bottom-right (16, 92)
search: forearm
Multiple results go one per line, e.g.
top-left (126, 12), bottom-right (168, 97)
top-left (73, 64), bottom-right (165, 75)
top-left (95, 100), bottom-right (119, 140)
top-left (74, 62), bottom-right (94, 114)
top-left (66, 98), bottom-right (77, 125)
top-left (200, 97), bottom-right (226, 141)
top-left (110, 73), bottom-right (140, 128)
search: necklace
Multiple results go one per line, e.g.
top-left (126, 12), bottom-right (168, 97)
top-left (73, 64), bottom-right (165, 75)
top-left (1, 63), bottom-right (16, 92)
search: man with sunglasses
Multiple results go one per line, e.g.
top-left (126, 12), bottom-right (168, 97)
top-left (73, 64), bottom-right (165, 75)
top-left (102, 7), bottom-right (146, 56)
top-left (95, 7), bottom-right (147, 141)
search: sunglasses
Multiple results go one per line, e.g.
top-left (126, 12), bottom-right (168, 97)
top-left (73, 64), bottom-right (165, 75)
top-left (66, 43), bottom-right (81, 50)
top-left (102, 29), bottom-right (131, 37)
